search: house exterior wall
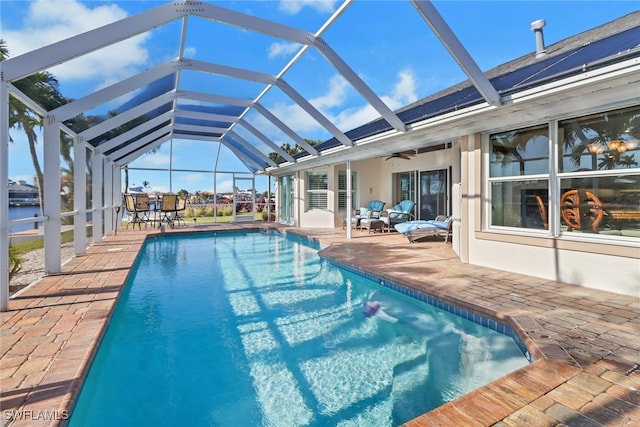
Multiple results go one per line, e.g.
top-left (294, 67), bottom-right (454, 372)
top-left (461, 125), bottom-right (640, 297)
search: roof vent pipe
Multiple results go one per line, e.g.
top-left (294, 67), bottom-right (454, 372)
top-left (531, 19), bottom-right (547, 58)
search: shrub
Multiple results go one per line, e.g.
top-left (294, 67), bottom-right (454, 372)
top-left (9, 243), bottom-right (22, 282)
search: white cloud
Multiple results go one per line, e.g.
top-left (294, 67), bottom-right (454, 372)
top-left (248, 69), bottom-right (418, 141)
top-left (332, 68), bottom-right (418, 131)
top-left (184, 46), bottom-right (197, 58)
top-left (310, 75), bottom-right (349, 109)
top-left (183, 174), bottom-right (205, 184)
top-left (4, 0), bottom-right (149, 86)
top-left (387, 68), bottom-right (419, 107)
top-left (268, 41), bottom-right (300, 59)
top-left (135, 152), bottom-right (171, 168)
top-left (278, 0), bottom-right (338, 14)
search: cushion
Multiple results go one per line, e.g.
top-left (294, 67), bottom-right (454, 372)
top-left (357, 207), bottom-right (369, 218)
top-left (427, 220), bottom-right (449, 229)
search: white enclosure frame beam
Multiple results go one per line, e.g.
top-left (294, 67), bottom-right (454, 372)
top-left (51, 62), bottom-right (178, 122)
top-left (103, 160), bottom-right (114, 236)
top-left (80, 91), bottom-right (176, 142)
top-left (1, 81), bottom-right (9, 311)
top-left (188, 59), bottom-right (352, 148)
top-left (92, 151), bottom-right (103, 244)
top-left (411, 0), bottom-right (501, 106)
top-left (220, 139), bottom-right (263, 172)
top-left (100, 111), bottom-right (173, 155)
top-left (1, 2), bottom-right (185, 81)
top-left (253, 104), bottom-right (319, 156)
top-left (73, 136), bottom-right (87, 255)
top-left (237, 119), bottom-right (296, 163)
top-left (172, 123), bottom-right (229, 135)
top-left (226, 130), bottom-right (278, 168)
top-left (115, 133), bottom-right (171, 166)
top-left (311, 39), bottom-right (406, 133)
top-left (43, 118), bottom-right (62, 274)
top-left (276, 79), bottom-right (353, 147)
top-left (174, 109), bottom-right (238, 124)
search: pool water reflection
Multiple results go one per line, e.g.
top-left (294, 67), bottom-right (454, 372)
top-left (68, 231), bottom-right (529, 426)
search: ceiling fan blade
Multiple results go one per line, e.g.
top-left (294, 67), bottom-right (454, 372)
top-left (384, 152), bottom-right (413, 160)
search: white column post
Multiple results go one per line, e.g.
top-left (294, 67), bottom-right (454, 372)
top-left (74, 136), bottom-right (87, 255)
top-left (103, 160), bottom-right (113, 235)
top-left (113, 164), bottom-right (122, 234)
top-left (346, 160), bottom-right (352, 239)
top-left (43, 116), bottom-right (62, 274)
top-left (92, 150), bottom-right (103, 243)
top-left (1, 81), bottom-right (10, 311)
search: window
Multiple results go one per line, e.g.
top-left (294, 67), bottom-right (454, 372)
top-left (487, 107), bottom-right (640, 237)
top-left (337, 171), bottom-right (356, 212)
top-left (558, 106), bottom-right (640, 236)
top-left (306, 171), bottom-right (328, 210)
top-left (488, 125), bottom-right (550, 230)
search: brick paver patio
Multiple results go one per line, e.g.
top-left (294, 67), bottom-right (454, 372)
top-left (1, 224), bottom-right (639, 426)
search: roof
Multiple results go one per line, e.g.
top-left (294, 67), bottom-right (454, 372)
top-left (3, 4), bottom-right (639, 174)
top-left (309, 11), bottom-right (640, 156)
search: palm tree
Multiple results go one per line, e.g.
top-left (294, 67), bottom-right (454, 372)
top-left (2, 40), bottom-right (68, 208)
top-left (563, 110), bottom-right (640, 170)
top-left (268, 139), bottom-right (322, 163)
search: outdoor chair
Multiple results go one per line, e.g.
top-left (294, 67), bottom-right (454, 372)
top-left (159, 193), bottom-right (178, 229)
top-left (560, 189), bottom-right (603, 233)
top-left (376, 200), bottom-right (415, 232)
top-left (535, 195), bottom-right (548, 230)
top-left (394, 215), bottom-right (453, 243)
top-left (124, 193), bottom-right (148, 230)
top-left (174, 197), bottom-right (187, 227)
top-left (350, 200), bottom-right (386, 229)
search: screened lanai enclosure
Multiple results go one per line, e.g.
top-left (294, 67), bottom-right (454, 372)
top-left (1, 0), bottom-right (508, 311)
top-left (5, 0), bottom-right (640, 310)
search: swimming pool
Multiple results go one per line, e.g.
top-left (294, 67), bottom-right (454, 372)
top-left (68, 231), bottom-right (530, 426)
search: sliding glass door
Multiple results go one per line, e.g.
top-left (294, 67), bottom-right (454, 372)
top-left (419, 169), bottom-right (448, 220)
top-left (279, 174), bottom-right (294, 224)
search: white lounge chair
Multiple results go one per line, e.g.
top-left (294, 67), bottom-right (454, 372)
top-left (394, 215), bottom-right (453, 243)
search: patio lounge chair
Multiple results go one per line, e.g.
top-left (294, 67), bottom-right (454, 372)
top-left (376, 200), bottom-right (415, 232)
top-left (350, 200), bottom-right (386, 229)
top-left (394, 215), bottom-right (453, 243)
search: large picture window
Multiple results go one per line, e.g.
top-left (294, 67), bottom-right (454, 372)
top-left (487, 106), bottom-right (640, 238)
top-left (489, 125), bottom-right (550, 230)
top-left (558, 106), bottom-right (640, 237)
top-left (306, 171), bottom-right (328, 211)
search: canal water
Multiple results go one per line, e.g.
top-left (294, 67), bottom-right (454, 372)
top-left (8, 206), bottom-right (44, 234)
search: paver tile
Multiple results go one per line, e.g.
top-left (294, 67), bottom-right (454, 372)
top-left (2, 225), bottom-right (639, 426)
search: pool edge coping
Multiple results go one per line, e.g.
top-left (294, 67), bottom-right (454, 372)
top-left (2, 226), bottom-right (587, 427)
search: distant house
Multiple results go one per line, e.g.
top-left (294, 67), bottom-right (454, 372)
top-left (8, 180), bottom-right (39, 206)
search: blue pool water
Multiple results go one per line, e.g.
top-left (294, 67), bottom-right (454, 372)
top-left (69, 231), bottom-right (530, 426)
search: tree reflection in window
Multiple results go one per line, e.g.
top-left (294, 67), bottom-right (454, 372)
top-left (560, 107), bottom-right (639, 172)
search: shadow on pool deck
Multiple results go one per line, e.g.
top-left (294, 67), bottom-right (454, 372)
top-left (1, 223), bottom-right (639, 426)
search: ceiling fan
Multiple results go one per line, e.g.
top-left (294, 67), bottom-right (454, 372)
top-left (384, 151), bottom-right (415, 161)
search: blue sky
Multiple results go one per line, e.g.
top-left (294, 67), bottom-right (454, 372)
top-left (3, 0), bottom-right (639, 194)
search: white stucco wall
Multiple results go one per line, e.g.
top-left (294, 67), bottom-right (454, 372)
top-left (461, 133), bottom-right (640, 298)
top-left (466, 235), bottom-right (640, 297)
